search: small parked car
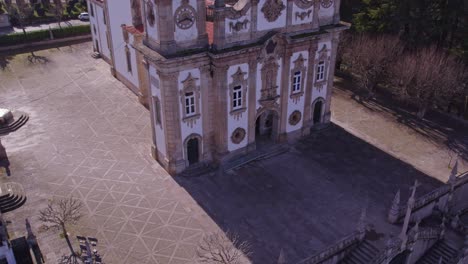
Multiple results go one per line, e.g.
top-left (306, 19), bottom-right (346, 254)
top-left (78, 12), bottom-right (89, 21)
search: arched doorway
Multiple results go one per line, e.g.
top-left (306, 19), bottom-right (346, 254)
top-left (255, 110), bottom-right (279, 147)
top-left (313, 100), bottom-right (324, 124)
top-left (187, 138), bottom-right (199, 165)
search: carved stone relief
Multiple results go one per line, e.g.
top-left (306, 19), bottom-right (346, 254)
top-left (231, 128), bottom-right (246, 144)
top-left (259, 57), bottom-right (280, 107)
top-left (295, 10), bottom-right (312, 21)
top-left (289, 110), bottom-right (302, 126)
top-left (229, 19), bottom-right (249, 32)
top-left (294, 0), bottom-right (314, 9)
top-left (320, 0), bottom-right (333, 8)
top-left (261, 0), bottom-right (285, 22)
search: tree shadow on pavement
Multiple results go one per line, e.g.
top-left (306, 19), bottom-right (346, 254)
top-left (0, 55), bottom-right (14, 71)
top-left (335, 76), bottom-right (468, 161)
top-left (27, 52), bottom-right (50, 64)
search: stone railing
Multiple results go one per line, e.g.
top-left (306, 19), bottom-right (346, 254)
top-left (296, 230), bottom-right (365, 264)
top-left (391, 171), bottom-right (468, 223)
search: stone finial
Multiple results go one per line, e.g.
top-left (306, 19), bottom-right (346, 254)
top-left (388, 189), bottom-right (400, 223)
top-left (214, 0), bottom-right (225, 8)
top-left (449, 159), bottom-right (458, 184)
top-left (277, 248), bottom-right (286, 264)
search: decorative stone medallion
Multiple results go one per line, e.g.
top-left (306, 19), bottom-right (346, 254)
top-left (289, 111), bottom-right (302, 126)
top-left (294, 0), bottom-right (314, 9)
top-left (174, 0), bottom-right (197, 30)
top-left (320, 0), bottom-right (333, 8)
top-left (146, 1), bottom-right (155, 26)
top-left (261, 0), bottom-right (285, 22)
top-left (231, 128), bottom-right (246, 144)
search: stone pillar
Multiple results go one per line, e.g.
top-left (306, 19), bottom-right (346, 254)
top-left (323, 33), bottom-right (341, 124)
top-left (250, 0), bottom-right (259, 38)
top-left (200, 65), bottom-right (214, 162)
top-left (247, 59), bottom-right (258, 151)
top-left (196, 0), bottom-right (209, 46)
top-left (286, 0), bottom-right (293, 30)
top-left (135, 36), bottom-right (149, 108)
top-left (213, 64), bottom-right (229, 161)
top-left (279, 49), bottom-right (292, 141)
top-left (159, 72), bottom-right (184, 175)
top-left (312, 0), bottom-right (320, 29)
top-left (157, 0), bottom-right (176, 53)
top-left (212, 4), bottom-right (226, 50)
top-left (146, 62), bottom-right (159, 162)
top-left (302, 40), bottom-right (319, 135)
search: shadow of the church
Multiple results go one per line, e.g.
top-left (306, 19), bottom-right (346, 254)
top-left (175, 123), bottom-right (443, 263)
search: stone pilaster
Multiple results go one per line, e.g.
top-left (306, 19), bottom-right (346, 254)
top-left (286, 0), bottom-right (293, 30)
top-left (196, 0), bottom-right (209, 46)
top-left (157, 0), bottom-right (176, 53)
top-left (279, 49), bottom-right (292, 141)
top-left (135, 36), bottom-right (149, 108)
top-left (250, 0), bottom-right (259, 38)
top-left (247, 59), bottom-right (258, 151)
top-left (302, 40), bottom-right (319, 132)
top-left (323, 33), bottom-right (340, 124)
top-left (159, 71), bottom-right (185, 175)
top-left (213, 64), bottom-right (229, 161)
top-left (312, 0), bottom-right (320, 29)
top-left (200, 65), bottom-right (214, 161)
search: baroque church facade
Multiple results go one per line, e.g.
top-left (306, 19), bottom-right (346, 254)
top-left (87, 0), bottom-right (347, 175)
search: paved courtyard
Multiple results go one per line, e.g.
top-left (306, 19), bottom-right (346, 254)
top-left (0, 44), bottom-right (220, 264)
top-left (0, 43), bottom-right (464, 264)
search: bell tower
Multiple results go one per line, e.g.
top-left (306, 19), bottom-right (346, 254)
top-left (142, 0), bottom-right (209, 55)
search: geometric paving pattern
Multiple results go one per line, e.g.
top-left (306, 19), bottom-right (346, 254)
top-left (0, 43), bottom-right (219, 264)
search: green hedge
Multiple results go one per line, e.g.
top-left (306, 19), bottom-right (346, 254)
top-left (0, 25), bottom-right (90, 47)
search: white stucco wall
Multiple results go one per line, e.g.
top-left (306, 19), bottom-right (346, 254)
top-left (256, 0), bottom-right (287, 31)
top-left (149, 66), bottom-right (167, 157)
top-left (173, 0), bottom-right (199, 42)
top-left (318, 3), bottom-right (335, 25)
top-left (144, 0), bottom-right (159, 41)
top-left (286, 51), bottom-right (308, 133)
top-left (107, 2), bottom-right (139, 88)
top-left (178, 69), bottom-right (203, 158)
top-left (291, 4), bottom-right (314, 26)
top-left (88, 2), bottom-right (110, 60)
top-left (225, 10), bottom-right (251, 35)
top-left (227, 63), bottom-right (249, 151)
top-left (311, 41), bottom-right (331, 103)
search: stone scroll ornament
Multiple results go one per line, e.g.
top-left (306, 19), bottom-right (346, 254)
top-left (320, 0), bottom-right (333, 8)
top-left (294, 0), bottom-right (314, 9)
top-left (261, 0), bottom-right (286, 22)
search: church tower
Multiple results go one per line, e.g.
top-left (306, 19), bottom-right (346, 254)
top-left (142, 0), bottom-right (209, 55)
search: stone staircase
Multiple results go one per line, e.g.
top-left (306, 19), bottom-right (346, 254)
top-left (416, 240), bottom-right (459, 264)
top-left (0, 182), bottom-right (26, 213)
top-left (0, 112), bottom-right (29, 136)
top-left (223, 144), bottom-right (289, 173)
top-left (340, 240), bottom-right (380, 264)
top-left (179, 162), bottom-right (217, 178)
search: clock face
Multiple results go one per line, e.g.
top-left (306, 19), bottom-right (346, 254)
top-left (175, 6), bottom-right (196, 30)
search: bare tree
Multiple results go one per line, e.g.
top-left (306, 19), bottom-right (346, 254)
top-left (197, 231), bottom-right (252, 264)
top-left (390, 46), bottom-right (466, 118)
top-left (38, 196), bottom-right (83, 259)
top-left (341, 34), bottom-right (404, 98)
top-left (52, 0), bottom-right (64, 28)
top-left (7, 2), bottom-right (33, 36)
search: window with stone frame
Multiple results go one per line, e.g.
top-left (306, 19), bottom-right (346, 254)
top-left (229, 67), bottom-right (248, 117)
top-left (154, 97), bottom-right (162, 126)
top-left (233, 86), bottom-right (242, 110)
top-left (179, 73), bottom-right (201, 125)
top-left (316, 61), bottom-right (325, 81)
top-left (290, 54), bottom-right (307, 101)
top-left (185, 92), bottom-right (195, 116)
top-left (314, 45), bottom-right (330, 88)
top-left (125, 45), bottom-right (132, 73)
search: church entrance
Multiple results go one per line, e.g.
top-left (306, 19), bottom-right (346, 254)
top-left (187, 138), bottom-right (199, 165)
top-left (313, 100), bottom-right (323, 124)
top-left (255, 110), bottom-right (279, 147)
